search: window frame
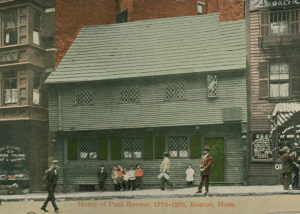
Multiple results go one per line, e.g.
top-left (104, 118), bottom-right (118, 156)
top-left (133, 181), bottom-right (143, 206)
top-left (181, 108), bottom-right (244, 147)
top-left (121, 137), bottom-right (143, 159)
top-left (119, 84), bottom-right (140, 104)
top-left (78, 136), bottom-right (98, 160)
top-left (269, 61), bottom-right (290, 98)
top-left (3, 70), bottom-right (18, 105)
top-left (164, 79), bottom-right (186, 101)
top-left (167, 135), bottom-right (190, 159)
top-left (32, 11), bottom-right (41, 46)
top-left (207, 74), bottom-right (218, 98)
top-left (74, 86), bottom-right (94, 106)
top-left (197, 1), bottom-right (205, 15)
top-left (2, 8), bottom-right (19, 46)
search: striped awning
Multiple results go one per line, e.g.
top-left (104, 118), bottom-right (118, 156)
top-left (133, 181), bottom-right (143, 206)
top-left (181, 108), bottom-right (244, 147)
top-left (271, 103), bottom-right (300, 134)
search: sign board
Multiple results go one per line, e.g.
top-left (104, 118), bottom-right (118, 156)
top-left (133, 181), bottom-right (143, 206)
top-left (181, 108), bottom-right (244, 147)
top-left (250, 0), bottom-right (300, 11)
top-left (0, 51), bottom-right (18, 63)
top-left (252, 133), bottom-right (273, 160)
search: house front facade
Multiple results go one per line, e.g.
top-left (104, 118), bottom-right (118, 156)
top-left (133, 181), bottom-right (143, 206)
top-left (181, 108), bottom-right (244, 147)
top-left (47, 14), bottom-right (248, 191)
top-left (247, 0), bottom-right (300, 185)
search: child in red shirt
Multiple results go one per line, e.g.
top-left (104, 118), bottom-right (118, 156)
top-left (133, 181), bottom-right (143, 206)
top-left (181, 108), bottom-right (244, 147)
top-left (135, 165), bottom-right (143, 190)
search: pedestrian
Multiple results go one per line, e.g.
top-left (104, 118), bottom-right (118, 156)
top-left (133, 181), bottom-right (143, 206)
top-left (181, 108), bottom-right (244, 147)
top-left (97, 165), bottom-right (107, 192)
top-left (160, 152), bottom-right (173, 190)
top-left (135, 165), bottom-right (143, 190)
top-left (280, 146), bottom-right (294, 190)
top-left (117, 165), bottom-right (125, 191)
top-left (123, 167), bottom-right (129, 190)
top-left (196, 146), bottom-right (213, 194)
top-left (41, 160), bottom-right (59, 213)
top-left (185, 164), bottom-right (194, 187)
top-left (128, 167), bottom-right (136, 190)
top-left (290, 144), bottom-right (300, 190)
top-left (111, 166), bottom-right (119, 191)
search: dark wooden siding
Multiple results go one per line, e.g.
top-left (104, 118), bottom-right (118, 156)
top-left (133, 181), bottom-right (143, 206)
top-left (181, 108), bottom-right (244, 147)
top-left (49, 72), bottom-right (247, 132)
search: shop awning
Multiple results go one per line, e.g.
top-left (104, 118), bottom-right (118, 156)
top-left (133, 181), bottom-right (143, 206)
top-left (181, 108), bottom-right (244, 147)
top-left (271, 103), bottom-right (300, 135)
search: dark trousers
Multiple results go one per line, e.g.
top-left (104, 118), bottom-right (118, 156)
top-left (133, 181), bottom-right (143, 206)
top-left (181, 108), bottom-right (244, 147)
top-left (198, 175), bottom-right (209, 192)
top-left (292, 168), bottom-right (299, 190)
top-left (283, 173), bottom-right (292, 190)
top-left (136, 177), bottom-right (142, 189)
top-left (128, 179), bottom-right (136, 190)
top-left (41, 186), bottom-right (58, 210)
top-left (187, 181), bottom-right (193, 187)
top-left (160, 176), bottom-right (173, 189)
top-left (99, 181), bottom-right (105, 191)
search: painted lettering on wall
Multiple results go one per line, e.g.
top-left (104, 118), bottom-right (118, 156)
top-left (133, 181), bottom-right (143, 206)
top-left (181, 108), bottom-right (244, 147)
top-left (0, 51), bottom-right (18, 63)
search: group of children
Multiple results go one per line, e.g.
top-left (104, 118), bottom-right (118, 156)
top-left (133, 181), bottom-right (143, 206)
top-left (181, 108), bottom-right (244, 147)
top-left (98, 164), bottom-right (144, 192)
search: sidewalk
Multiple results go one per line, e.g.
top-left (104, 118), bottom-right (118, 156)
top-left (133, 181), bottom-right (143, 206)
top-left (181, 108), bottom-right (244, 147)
top-left (1, 185), bottom-right (300, 201)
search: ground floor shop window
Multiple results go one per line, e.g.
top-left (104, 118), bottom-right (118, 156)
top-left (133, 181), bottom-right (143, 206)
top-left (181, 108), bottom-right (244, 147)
top-left (122, 137), bottom-right (142, 159)
top-left (167, 136), bottom-right (189, 158)
top-left (251, 133), bottom-right (273, 161)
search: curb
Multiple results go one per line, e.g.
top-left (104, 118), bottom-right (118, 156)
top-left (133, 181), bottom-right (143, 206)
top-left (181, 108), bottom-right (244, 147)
top-left (1, 191), bottom-right (300, 202)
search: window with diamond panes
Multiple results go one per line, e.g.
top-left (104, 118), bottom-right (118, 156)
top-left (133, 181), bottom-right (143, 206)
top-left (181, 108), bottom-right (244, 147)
top-left (207, 74), bottom-right (218, 98)
top-left (165, 81), bottom-right (186, 101)
top-left (79, 136), bottom-right (97, 159)
top-left (74, 87), bottom-right (93, 105)
top-left (167, 136), bottom-right (189, 158)
top-left (122, 137), bottom-right (142, 159)
top-left (119, 85), bottom-right (139, 103)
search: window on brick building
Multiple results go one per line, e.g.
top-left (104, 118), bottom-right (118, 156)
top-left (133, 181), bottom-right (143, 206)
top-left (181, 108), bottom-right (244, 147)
top-left (115, 9), bottom-right (128, 23)
top-left (197, 1), bottom-right (205, 15)
top-left (3, 71), bottom-right (18, 105)
top-left (269, 62), bottom-right (289, 98)
top-left (3, 9), bottom-right (18, 46)
top-left (33, 12), bottom-right (41, 45)
top-left (261, 9), bottom-right (299, 36)
top-left (33, 72), bottom-right (41, 105)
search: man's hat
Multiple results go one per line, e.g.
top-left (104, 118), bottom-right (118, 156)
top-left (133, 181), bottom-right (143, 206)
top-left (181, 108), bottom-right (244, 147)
top-left (203, 146), bottom-right (210, 151)
top-left (51, 160), bottom-right (59, 164)
top-left (163, 152), bottom-right (169, 157)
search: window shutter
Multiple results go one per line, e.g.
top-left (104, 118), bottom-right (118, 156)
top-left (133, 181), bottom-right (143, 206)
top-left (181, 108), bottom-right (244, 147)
top-left (291, 60), bottom-right (300, 96)
top-left (111, 137), bottom-right (121, 160)
top-left (143, 136), bottom-right (153, 159)
top-left (261, 11), bottom-right (270, 36)
top-left (258, 61), bottom-right (269, 98)
top-left (190, 135), bottom-right (202, 159)
top-left (67, 138), bottom-right (78, 160)
top-left (98, 138), bottom-right (108, 160)
top-left (155, 136), bottom-right (165, 159)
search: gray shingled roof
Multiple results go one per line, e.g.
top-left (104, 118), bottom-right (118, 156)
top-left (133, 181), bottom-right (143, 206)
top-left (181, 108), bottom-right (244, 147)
top-left (47, 13), bottom-right (246, 84)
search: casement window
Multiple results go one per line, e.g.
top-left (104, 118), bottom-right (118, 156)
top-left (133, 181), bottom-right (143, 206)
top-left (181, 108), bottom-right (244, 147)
top-left (119, 84), bottom-right (139, 103)
top-left (122, 137), bottom-right (142, 159)
top-left (33, 12), bottom-right (41, 45)
top-left (74, 87), bottom-right (93, 105)
top-left (259, 60), bottom-right (300, 98)
top-left (251, 133), bottom-right (273, 161)
top-left (3, 71), bottom-right (18, 105)
top-left (3, 9), bottom-right (18, 46)
top-left (167, 136), bottom-right (189, 158)
top-left (33, 72), bottom-right (40, 105)
top-left (207, 74), bottom-right (218, 98)
top-left (79, 136), bottom-right (97, 159)
top-left (261, 9), bottom-right (299, 36)
top-left (115, 9), bottom-right (128, 23)
top-left (165, 80), bottom-right (186, 101)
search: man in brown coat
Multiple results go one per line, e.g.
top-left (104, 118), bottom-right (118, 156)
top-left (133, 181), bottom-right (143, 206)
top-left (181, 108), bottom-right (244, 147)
top-left (280, 146), bottom-right (294, 190)
top-left (197, 146), bottom-right (213, 194)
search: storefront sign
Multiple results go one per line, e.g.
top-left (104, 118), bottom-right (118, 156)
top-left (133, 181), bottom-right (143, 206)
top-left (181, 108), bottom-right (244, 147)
top-left (252, 133), bottom-right (273, 160)
top-left (0, 51), bottom-right (18, 63)
top-left (250, 0), bottom-right (300, 11)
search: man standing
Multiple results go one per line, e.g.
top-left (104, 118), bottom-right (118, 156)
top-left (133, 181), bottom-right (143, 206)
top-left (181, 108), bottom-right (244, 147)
top-left (197, 146), bottom-right (213, 194)
top-left (160, 152), bottom-right (173, 190)
top-left (41, 160), bottom-right (59, 213)
top-left (280, 146), bottom-right (294, 190)
top-left (98, 165), bottom-right (107, 192)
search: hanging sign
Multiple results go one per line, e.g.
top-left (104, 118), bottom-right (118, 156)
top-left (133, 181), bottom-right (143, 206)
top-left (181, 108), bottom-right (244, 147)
top-left (250, 0), bottom-right (300, 11)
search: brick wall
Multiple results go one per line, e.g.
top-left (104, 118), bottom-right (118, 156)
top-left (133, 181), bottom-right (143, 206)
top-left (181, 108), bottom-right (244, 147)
top-left (55, 0), bottom-right (115, 67)
top-left (218, 0), bottom-right (244, 22)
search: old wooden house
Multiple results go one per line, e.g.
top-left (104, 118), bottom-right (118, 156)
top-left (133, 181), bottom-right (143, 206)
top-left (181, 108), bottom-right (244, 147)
top-left (0, 0), bottom-right (54, 191)
top-left (46, 14), bottom-right (247, 191)
top-left (247, 0), bottom-right (300, 185)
